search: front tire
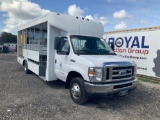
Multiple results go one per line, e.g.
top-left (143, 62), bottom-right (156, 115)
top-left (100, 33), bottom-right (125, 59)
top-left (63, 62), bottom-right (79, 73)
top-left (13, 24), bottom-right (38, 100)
top-left (70, 77), bottom-right (88, 105)
top-left (24, 61), bottom-right (31, 74)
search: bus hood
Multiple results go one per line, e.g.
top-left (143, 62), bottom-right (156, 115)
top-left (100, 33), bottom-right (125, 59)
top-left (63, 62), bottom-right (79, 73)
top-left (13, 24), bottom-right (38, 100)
top-left (79, 55), bottom-right (133, 67)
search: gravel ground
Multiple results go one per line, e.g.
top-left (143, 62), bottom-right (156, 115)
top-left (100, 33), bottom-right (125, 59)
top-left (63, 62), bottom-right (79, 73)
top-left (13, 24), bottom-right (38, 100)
top-left (0, 53), bottom-right (160, 120)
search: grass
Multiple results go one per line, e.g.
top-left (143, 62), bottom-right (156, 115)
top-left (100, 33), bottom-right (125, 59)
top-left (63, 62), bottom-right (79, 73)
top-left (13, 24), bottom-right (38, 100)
top-left (138, 77), bottom-right (160, 84)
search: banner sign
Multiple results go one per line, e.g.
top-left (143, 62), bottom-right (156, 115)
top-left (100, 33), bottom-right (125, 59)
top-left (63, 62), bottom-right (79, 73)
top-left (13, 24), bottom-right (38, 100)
top-left (105, 30), bottom-right (160, 78)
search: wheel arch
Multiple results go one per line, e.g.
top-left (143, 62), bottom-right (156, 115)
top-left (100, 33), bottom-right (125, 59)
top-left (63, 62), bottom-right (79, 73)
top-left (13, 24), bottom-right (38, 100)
top-left (23, 59), bottom-right (26, 66)
top-left (65, 71), bottom-right (84, 89)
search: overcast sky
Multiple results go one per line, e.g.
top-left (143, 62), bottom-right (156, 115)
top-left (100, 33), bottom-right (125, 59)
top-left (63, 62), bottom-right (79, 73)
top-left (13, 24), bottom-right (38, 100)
top-left (0, 0), bottom-right (160, 34)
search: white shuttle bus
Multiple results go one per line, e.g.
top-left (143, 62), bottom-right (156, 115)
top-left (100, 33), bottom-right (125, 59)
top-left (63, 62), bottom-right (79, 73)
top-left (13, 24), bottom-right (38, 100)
top-left (17, 12), bottom-right (138, 104)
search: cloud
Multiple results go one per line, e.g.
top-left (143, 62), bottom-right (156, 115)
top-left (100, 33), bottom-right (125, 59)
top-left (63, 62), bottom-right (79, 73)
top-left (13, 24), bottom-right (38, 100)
top-left (67, 4), bottom-right (109, 25)
top-left (114, 21), bottom-right (127, 30)
top-left (1, 2), bottom-right (110, 33)
top-left (0, 0), bottom-right (50, 33)
top-left (67, 4), bottom-right (84, 16)
top-left (113, 10), bottom-right (128, 19)
top-left (85, 15), bottom-right (109, 25)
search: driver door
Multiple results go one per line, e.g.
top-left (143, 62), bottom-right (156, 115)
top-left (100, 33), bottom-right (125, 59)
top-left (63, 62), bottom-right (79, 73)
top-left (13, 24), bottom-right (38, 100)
top-left (54, 37), bottom-right (71, 81)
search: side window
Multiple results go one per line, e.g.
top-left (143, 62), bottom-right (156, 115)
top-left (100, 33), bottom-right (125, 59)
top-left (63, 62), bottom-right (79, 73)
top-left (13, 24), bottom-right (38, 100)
top-left (57, 37), bottom-right (70, 55)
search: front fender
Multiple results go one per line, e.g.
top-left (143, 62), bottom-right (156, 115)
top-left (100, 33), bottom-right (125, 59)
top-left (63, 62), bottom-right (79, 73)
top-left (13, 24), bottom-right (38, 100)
top-left (68, 63), bottom-right (90, 82)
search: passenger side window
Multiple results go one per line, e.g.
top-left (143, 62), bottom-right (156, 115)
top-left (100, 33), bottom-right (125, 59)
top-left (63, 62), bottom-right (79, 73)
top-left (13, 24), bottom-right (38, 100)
top-left (57, 37), bottom-right (70, 55)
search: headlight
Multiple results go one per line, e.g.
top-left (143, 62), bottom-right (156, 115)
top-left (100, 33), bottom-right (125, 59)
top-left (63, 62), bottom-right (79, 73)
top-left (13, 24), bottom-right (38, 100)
top-left (88, 67), bottom-right (103, 82)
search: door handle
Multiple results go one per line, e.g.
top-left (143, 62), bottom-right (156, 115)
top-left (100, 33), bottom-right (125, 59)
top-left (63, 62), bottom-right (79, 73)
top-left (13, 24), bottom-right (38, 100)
top-left (55, 59), bottom-right (57, 63)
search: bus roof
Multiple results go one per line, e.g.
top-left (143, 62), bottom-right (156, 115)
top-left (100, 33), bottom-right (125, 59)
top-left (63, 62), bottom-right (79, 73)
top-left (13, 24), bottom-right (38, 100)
top-left (18, 12), bottom-right (104, 38)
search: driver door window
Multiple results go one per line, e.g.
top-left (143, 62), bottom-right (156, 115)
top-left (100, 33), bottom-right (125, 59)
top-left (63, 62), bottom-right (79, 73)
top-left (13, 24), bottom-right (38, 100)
top-left (57, 37), bottom-right (70, 55)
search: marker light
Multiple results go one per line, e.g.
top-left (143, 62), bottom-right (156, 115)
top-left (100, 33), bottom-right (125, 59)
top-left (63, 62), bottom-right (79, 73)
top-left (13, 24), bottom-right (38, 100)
top-left (88, 67), bottom-right (103, 82)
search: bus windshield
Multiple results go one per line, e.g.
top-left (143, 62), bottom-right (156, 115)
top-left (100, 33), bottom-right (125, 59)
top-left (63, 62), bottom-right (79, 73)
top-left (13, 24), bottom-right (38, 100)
top-left (70, 36), bottom-right (115, 55)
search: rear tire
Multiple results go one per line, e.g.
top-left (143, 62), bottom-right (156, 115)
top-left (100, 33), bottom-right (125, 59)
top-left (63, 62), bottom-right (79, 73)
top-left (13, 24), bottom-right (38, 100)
top-left (70, 77), bottom-right (88, 105)
top-left (24, 61), bottom-right (31, 74)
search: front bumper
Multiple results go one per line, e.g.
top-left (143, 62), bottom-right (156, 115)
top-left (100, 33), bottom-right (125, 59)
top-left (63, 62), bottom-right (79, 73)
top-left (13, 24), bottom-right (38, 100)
top-left (84, 78), bottom-right (138, 94)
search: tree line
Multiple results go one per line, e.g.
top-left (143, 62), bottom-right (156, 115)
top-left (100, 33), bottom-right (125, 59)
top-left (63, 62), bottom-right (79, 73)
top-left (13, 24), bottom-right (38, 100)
top-left (0, 32), bottom-right (17, 45)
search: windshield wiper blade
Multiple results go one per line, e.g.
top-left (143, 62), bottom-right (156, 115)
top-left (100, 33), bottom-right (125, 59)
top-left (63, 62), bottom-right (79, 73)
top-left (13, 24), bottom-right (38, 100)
top-left (85, 50), bottom-right (100, 54)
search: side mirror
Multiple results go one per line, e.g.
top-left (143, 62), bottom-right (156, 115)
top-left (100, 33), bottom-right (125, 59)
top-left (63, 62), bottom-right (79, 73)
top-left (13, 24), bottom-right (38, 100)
top-left (54, 37), bottom-right (60, 50)
top-left (111, 42), bottom-right (115, 51)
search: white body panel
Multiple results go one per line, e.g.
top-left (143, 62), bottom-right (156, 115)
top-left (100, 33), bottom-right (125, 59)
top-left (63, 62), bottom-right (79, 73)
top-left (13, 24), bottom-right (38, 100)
top-left (47, 12), bottom-right (104, 38)
top-left (105, 28), bottom-right (160, 78)
top-left (23, 49), bottom-right (40, 62)
top-left (18, 14), bottom-right (48, 31)
top-left (68, 53), bottom-right (93, 82)
top-left (17, 57), bottom-right (24, 65)
top-left (45, 25), bottom-right (58, 81)
top-left (28, 61), bottom-right (39, 75)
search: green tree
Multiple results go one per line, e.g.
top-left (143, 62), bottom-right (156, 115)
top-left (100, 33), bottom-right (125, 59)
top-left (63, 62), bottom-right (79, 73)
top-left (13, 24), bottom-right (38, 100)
top-left (0, 32), bottom-right (17, 45)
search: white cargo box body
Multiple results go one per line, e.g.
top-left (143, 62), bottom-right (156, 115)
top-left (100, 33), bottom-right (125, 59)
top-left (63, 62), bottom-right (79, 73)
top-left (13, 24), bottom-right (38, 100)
top-left (105, 27), bottom-right (160, 78)
top-left (17, 12), bottom-right (104, 81)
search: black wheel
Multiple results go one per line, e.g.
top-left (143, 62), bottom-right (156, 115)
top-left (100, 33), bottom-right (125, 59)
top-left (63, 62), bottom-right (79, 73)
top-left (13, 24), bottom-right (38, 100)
top-left (24, 61), bottom-right (31, 74)
top-left (70, 77), bottom-right (88, 105)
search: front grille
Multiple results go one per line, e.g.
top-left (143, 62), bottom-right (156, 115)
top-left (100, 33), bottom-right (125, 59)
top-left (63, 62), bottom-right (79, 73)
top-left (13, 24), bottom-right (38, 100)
top-left (106, 68), bottom-right (109, 80)
top-left (106, 66), bottom-right (134, 81)
top-left (112, 75), bottom-right (131, 79)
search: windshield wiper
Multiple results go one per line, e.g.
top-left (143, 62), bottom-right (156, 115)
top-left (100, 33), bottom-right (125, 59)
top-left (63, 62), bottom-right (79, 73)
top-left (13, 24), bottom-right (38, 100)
top-left (83, 49), bottom-right (100, 54)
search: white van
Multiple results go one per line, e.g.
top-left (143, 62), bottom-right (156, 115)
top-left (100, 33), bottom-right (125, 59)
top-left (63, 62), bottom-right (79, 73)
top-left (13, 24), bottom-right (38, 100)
top-left (17, 12), bottom-right (138, 104)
